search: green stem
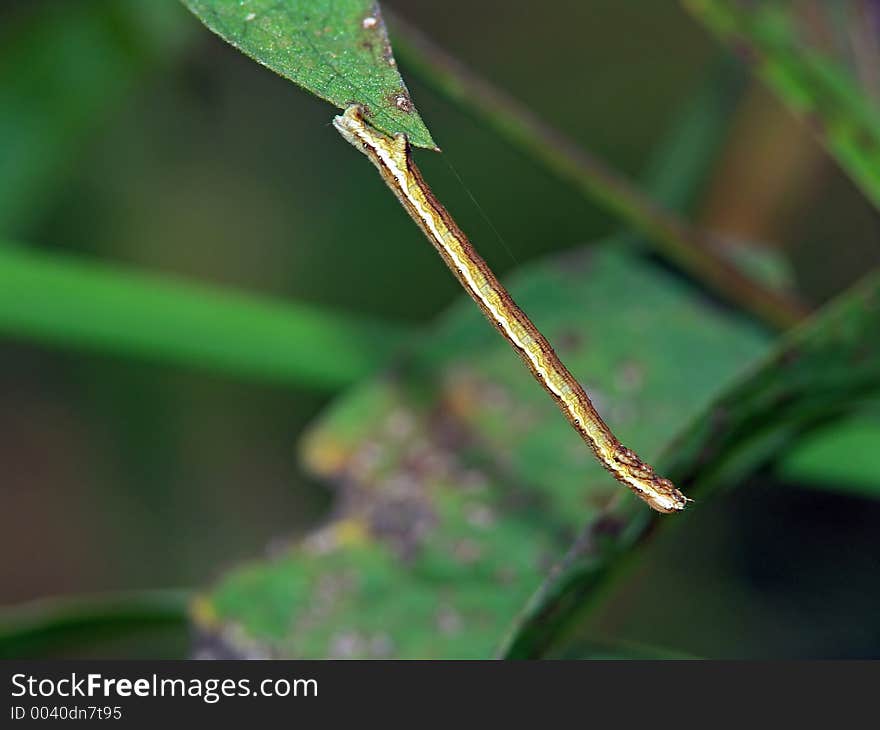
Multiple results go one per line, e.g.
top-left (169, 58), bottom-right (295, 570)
top-left (388, 11), bottom-right (808, 330)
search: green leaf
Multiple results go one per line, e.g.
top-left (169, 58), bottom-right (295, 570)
top-left (0, 0), bottom-right (191, 234)
top-left (777, 410), bottom-right (880, 498)
top-left (684, 0), bottom-right (880, 210)
top-left (503, 268), bottom-right (880, 658)
top-left (181, 0), bottom-right (436, 149)
top-left (0, 590), bottom-right (188, 659)
top-left (194, 243), bottom-right (770, 658)
top-left (0, 246), bottom-right (407, 390)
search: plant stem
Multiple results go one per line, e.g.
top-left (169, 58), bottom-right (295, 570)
top-left (388, 11), bottom-right (809, 331)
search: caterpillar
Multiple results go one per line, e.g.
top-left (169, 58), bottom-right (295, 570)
top-left (334, 105), bottom-right (688, 513)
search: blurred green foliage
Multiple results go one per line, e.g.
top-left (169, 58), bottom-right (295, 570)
top-left (0, 0), bottom-right (191, 235)
top-left (779, 413), bottom-right (880, 496)
top-left (1, 0), bottom-right (879, 660)
top-left (686, 0), bottom-right (880, 210)
top-left (0, 245), bottom-right (407, 389)
top-left (0, 590), bottom-right (188, 659)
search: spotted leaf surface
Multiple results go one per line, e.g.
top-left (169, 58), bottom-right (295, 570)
top-left (194, 244), bottom-right (769, 658)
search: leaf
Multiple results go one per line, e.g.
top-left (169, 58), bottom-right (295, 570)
top-left (502, 268), bottom-right (880, 658)
top-left (0, 245), bottom-right (407, 390)
top-left (193, 243), bottom-right (771, 658)
top-left (776, 409), bottom-right (880, 498)
top-left (181, 0), bottom-right (435, 149)
top-left (684, 0), bottom-right (880, 210)
top-left (0, 590), bottom-right (188, 659)
top-left (0, 0), bottom-right (191, 234)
